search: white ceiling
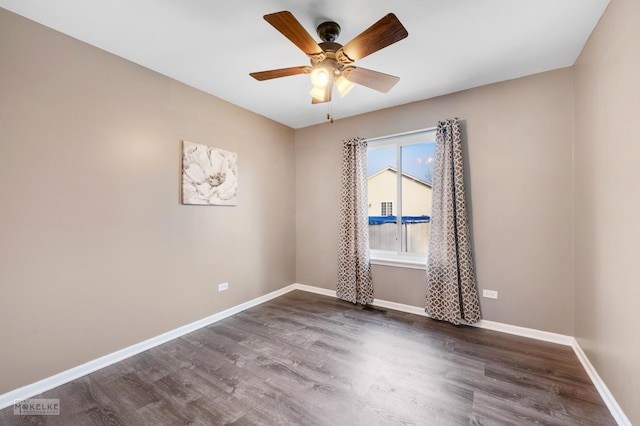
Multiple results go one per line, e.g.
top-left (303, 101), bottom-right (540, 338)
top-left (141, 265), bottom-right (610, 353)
top-left (0, 0), bottom-right (609, 129)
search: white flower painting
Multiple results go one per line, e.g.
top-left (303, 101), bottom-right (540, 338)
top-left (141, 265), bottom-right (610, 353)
top-left (182, 141), bottom-right (238, 205)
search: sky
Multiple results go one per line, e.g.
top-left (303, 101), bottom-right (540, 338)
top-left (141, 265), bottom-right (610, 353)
top-left (368, 142), bottom-right (436, 183)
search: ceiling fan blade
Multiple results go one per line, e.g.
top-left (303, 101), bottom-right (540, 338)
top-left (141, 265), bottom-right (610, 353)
top-left (250, 66), bottom-right (311, 81)
top-left (264, 11), bottom-right (324, 56)
top-left (337, 13), bottom-right (408, 64)
top-left (345, 67), bottom-right (400, 93)
top-left (311, 79), bottom-right (333, 104)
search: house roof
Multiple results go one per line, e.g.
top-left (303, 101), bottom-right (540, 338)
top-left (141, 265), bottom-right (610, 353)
top-left (368, 167), bottom-right (432, 188)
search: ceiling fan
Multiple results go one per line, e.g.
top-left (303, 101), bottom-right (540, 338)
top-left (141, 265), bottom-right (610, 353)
top-left (250, 11), bottom-right (408, 104)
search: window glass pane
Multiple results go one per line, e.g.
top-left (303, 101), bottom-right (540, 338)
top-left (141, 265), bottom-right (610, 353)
top-left (400, 143), bottom-right (436, 254)
top-left (367, 129), bottom-right (436, 260)
top-left (367, 147), bottom-right (397, 251)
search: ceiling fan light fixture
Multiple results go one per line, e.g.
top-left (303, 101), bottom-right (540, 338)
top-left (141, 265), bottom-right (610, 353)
top-left (309, 85), bottom-right (327, 101)
top-left (335, 75), bottom-right (354, 97)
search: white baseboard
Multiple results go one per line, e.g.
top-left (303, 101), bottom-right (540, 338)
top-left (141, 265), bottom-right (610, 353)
top-left (571, 340), bottom-right (631, 426)
top-left (292, 283), bottom-right (336, 298)
top-left (1, 282), bottom-right (629, 425)
top-left (469, 319), bottom-right (576, 346)
top-left (292, 283), bottom-right (573, 345)
top-left (372, 297), bottom-right (430, 317)
top-left (0, 284), bottom-right (297, 411)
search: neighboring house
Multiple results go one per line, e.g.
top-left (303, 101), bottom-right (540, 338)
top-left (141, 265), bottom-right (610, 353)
top-left (367, 167), bottom-right (432, 217)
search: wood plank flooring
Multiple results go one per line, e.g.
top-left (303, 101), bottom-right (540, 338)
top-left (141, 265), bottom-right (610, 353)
top-left (0, 290), bottom-right (616, 425)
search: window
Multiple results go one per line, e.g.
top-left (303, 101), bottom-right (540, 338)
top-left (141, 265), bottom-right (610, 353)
top-left (367, 129), bottom-right (436, 268)
top-left (380, 201), bottom-right (393, 216)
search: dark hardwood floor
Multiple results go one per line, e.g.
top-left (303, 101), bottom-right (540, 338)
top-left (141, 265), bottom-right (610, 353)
top-left (0, 290), bottom-right (615, 425)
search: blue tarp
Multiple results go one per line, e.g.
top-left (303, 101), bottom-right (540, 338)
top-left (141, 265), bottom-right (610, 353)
top-left (369, 215), bottom-right (430, 225)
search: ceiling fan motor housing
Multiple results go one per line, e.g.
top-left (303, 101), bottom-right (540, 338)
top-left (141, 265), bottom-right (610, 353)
top-left (316, 21), bottom-right (341, 42)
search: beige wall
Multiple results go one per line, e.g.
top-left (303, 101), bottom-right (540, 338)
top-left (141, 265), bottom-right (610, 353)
top-left (0, 9), bottom-right (295, 393)
top-left (573, 0), bottom-right (640, 422)
top-left (297, 68), bottom-right (575, 335)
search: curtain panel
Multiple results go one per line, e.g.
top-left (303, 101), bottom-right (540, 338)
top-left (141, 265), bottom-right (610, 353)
top-left (426, 118), bottom-right (481, 324)
top-left (337, 137), bottom-right (374, 304)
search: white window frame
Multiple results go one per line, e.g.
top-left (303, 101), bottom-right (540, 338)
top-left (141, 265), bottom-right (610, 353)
top-left (366, 127), bottom-right (437, 270)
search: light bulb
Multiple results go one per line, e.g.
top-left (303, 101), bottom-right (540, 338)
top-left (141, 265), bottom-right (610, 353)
top-left (310, 67), bottom-right (329, 88)
top-left (318, 70), bottom-right (328, 85)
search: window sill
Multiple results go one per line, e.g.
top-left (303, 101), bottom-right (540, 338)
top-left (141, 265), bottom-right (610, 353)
top-left (370, 253), bottom-right (427, 270)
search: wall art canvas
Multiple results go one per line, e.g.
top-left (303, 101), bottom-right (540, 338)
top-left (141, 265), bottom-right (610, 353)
top-left (182, 140), bottom-right (238, 205)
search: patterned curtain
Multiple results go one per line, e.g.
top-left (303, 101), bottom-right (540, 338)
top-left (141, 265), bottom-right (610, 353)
top-left (337, 137), bottom-right (374, 304)
top-left (426, 118), bottom-right (481, 324)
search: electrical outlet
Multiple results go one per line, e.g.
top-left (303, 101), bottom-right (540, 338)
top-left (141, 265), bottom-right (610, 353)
top-left (218, 282), bottom-right (229, 292)
top-left (482, 289), bottom-right (498, 299)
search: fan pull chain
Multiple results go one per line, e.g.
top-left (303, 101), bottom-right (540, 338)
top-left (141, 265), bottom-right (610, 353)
top-left (327, 102), bottom-right (334, 124)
